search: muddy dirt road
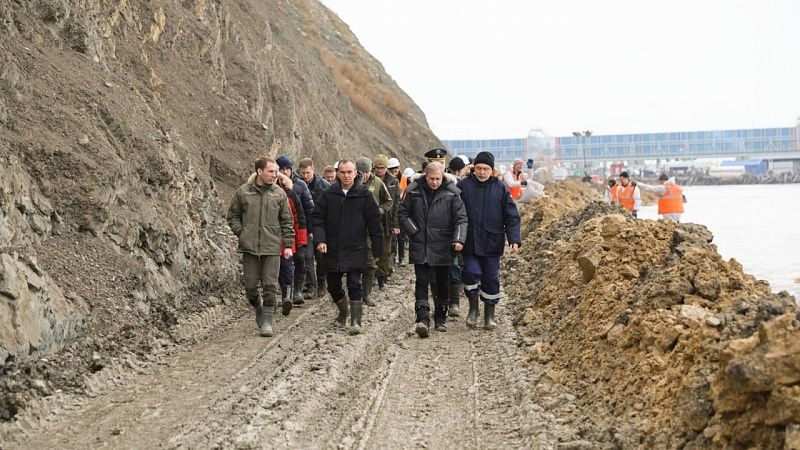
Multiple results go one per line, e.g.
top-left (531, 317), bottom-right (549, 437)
top-left (2, 265), bottom-right (587, 449)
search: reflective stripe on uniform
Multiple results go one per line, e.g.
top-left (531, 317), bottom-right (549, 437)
top-left (479, 289), bottom-right (501, 300)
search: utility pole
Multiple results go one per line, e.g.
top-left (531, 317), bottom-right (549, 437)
top-left (572, 130), bottom-right (592, 179)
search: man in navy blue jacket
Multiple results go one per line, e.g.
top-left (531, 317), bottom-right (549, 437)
top-left (457, 151), bottom-right (521, 330)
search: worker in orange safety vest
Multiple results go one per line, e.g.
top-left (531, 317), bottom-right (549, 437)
top-left (616, 171), bottom-right (641, 217)
top-left (604, 178), bottom-right (621, 204)
top-left (503, 159), bottom-right (528, 200)
top-left (636, 173), bottom-right (685, 222)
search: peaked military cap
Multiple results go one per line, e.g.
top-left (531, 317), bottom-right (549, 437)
top-left (424, 148), bottom-right (448, 163)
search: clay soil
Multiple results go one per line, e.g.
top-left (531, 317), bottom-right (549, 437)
top-left (1, 265), bottom-right (594, 449)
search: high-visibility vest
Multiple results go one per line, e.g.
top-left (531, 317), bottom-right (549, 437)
top-left (610, 184), bottom-right (621, 203)
top-left (618, 183), bottom-right (636, 212)
top-left (658, 184), bottom-right (684, 215)
top-left (507, 171), bottom-right (525, 200)
top-left (399, 175), bottom-right (408, 192)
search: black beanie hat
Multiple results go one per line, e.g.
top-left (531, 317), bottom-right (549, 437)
top-left (276, 155), bottom-right (293, 169)
top-left (448, 157), bottom-right (466, 171)
top-left (473, 151), bottom-right (495, 169)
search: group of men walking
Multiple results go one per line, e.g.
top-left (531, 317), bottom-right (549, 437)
top-left (226, 149), bottom-right (521, 338)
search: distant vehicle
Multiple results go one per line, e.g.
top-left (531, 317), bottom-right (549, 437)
top-left (709, 166), bottom-right (746, 178)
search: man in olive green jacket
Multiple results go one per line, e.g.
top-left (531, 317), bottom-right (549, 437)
top-left (227, 156), bottom-right (295, 337)
top-left (373, 154), bottom-right (400, 290)
top-left (356, 156), bottom-right (392, 306)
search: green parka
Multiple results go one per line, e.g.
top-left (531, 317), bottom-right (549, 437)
top-left (363, 174), bottom-right (393, 236)
top-left (227, 179), bottom-right (295, 256)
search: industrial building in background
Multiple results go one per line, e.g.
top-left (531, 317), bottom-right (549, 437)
top-left (443, 117), bottom-right (800, 181)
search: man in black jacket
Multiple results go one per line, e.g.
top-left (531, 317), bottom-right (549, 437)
top-left (298, 157), bottom-right (331, 299)
top-left (399, 162), bottom-right (467, 337)
top-left (311, 160), bottom-right (383, 335)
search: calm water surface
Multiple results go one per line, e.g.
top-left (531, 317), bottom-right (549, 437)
top-left (639, 184), bottom-right (800, 299)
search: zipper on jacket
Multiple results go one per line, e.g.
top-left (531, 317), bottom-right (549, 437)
top-left (257, 186), bottom-right (264, 253)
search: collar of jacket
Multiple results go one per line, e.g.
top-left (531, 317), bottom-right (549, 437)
top-left (276, 172), bottom-right (294, 191)
top-left (468, 174), bottom-right (500, 186)
top-left (328, 176), bottom-right (367, 196)
top-left (408, 172), bottom-right (458, 190)
top-left (246, 173), bottom-right (279, 191)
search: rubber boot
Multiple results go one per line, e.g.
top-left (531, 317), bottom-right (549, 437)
top-left (281, 285), bottom-right (293, 316)
top-left (434, 299), bottom-right (448, 332)
top-left (349, 300), bottom-right (363, 335)
top-left (414, 302), bottom-right (430, 338)
top-left (335, 297), bottom-right (349, 327)
top-left (484, 303), bottom-right (497, 330)
top-left (261, 295), bottom-right (276, 337)
top-left (316, 279), bottom-right (327, 299)
top-left (293, 274), bottom-right (306, 305)
top-left (377, 273), bottom-right (386, 291)
top-left (465, 290), bottom-right (479, 328)
top-left (250, 295), bottom-right (263, 327)
top-left (448, 283), bottom-right (462, 317)
top-left (363, 273), bottom-right (376, 306)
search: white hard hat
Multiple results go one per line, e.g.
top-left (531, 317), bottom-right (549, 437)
top-left (458, 154), bottom-right (470, 165)
top-left (334, 160), bottom-right (339, 170)
top-left (403, 167), bottom-right (415, 177)
top-left (387, 157), bottom-right (400, 169)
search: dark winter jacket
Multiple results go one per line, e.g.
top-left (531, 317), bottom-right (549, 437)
top-left (305, 173), bottom-right (331, 205)
top-left (226, 177), bottom-right (295, 256)
top-left (457, 174), bottom-right (521, 257)
top-left (399, 177), bottom-right (468, 267)
top-left (289, 172), bottom-right (315, 229)
top-left (311, 177), bottom-right (383, 273)
top-left (277, 173), bottom-right (308, 252)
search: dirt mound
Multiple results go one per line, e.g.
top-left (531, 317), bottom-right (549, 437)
top-left (1, 0), bottom-right (440, 421)
top-left (518, 178), bottom-right (604, 239)
top-left (505, 183), bottom-right (800, 448)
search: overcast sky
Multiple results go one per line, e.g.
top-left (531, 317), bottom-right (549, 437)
top-left (320, 0), bottom-right (800, 139)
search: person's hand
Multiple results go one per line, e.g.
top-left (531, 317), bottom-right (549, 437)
top-left (509, 243), bottom-right (520, 253)
top-left (309, 233), bottom-right (314, 241)
top-left (392, 228), bottom-right (401, 235)
top-left (374, 257), bottom-right (380, 263)
top-left (453, 242), bottom-right (463, 252)
top-left (317, 243), bottom-right (327, 253)
top-left (283, 248), bottom-right (293, 259)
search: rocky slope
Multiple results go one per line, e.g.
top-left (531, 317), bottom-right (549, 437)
top-left (0, 0), bottom-right (440, 420)
top-left (504, 180), bottom-right (800, 449)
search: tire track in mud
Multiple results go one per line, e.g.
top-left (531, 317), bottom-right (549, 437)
top-left (6, 265), bottom-right (589, 449)
top-left (12, 302), bottom-right (321, 449)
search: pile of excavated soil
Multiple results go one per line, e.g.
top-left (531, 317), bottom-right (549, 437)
top-left (505, 181), bottom-right (800, 449)
top-left (518, 178), bottom-right (606, 240)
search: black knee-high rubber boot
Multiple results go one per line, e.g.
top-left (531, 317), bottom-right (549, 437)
top-left (281, 285), bottom-right (293, 316)
top-left (484, 303), bottom-right (497, 330)
top-left (335, 297), bottom-right (349, 327)
top-left (465, 290), bottom-right (479, 328)
top-left (349, 300), bottom-right (363, 335)
top-left (414, 301), bottom-right (430, 338)
top-left (448, 283), bottom-right (462, 317)
top-left (261, 295), bottom-right (276, 337)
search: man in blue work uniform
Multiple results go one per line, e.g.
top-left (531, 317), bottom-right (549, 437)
top-left (457, 151), bottom-right (522, 330)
